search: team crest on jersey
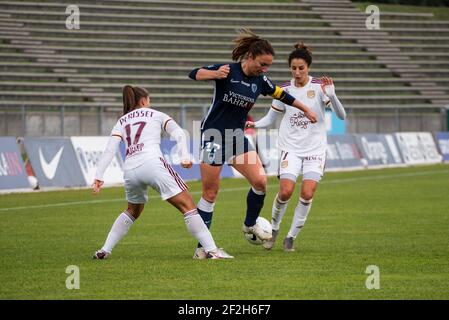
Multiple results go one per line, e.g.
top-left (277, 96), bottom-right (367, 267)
top-left (281, 160), bottom-right (288, 168)
top-left (251, 83), bottom-right (257, 93)
top-left (307, 90), bottom-right (315, 99)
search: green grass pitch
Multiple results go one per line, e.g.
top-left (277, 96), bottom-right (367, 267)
top-left (1, 164), bottom-right (448, 299)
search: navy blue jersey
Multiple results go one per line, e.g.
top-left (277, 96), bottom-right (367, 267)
top-left (189, 62), bottom-right (291, 133)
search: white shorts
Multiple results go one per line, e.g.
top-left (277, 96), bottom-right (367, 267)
top-left (278, 151), bottom-right (326, 182)
top-left (124, 157), bottom-right (188, 204)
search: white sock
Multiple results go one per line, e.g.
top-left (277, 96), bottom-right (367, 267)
top-left (184, 209), bottom-right (217, 252)
top-left (287, 197), bottom-right (312, 239)
top-left (101, 211), bottom-right (135, 253)
top-left (251, 187), bottom-right (266, 195)
top-left (271, 193), bottom-right (289, 231)
top-left (197, 197), bottom-right (215, 212)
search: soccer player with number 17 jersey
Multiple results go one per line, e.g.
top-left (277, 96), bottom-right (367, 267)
top-left (91, 85), bottom-right (233, 260)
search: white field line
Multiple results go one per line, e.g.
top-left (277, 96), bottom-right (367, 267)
top-left (1, 169), bottom-right (448, 212)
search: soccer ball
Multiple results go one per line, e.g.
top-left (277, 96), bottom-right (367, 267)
top-left (360, 158), bottom-right (369, 168)
top-left (244, 217), bottom-right (272, 245)
top-left (28, 175), bottom-right (39, 190)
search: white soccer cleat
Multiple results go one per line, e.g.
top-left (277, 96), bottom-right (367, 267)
top-left (92, 250), bottom-right (110, 260)
top-left (193, 247), bottom-right (207, 260)
top-left (262, 229), bottom-right (279, 250)
top-left (206, 248), bottom-right (234, 259)
top-left (242, 223), bottom-right (271, 241)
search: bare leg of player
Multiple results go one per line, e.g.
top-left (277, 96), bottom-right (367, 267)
top-left (197, 163), bottom-right (222, 232)
top-left (93, 202), bottom-right (144, 259)
top-left (167, 190), bottom-right (233, 259)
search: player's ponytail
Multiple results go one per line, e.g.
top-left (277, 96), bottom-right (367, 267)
top-left (288, 42), bottom-right (313, 67)
top-left (122, 85), bottom-right (149, 115)
top-left (122, 85), bottom-right (135, 115)
top-left (232, 28), bottom-right (275, 61)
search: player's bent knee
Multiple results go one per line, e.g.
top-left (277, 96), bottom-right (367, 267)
top-left (167, 191), bottom-right (196, 214)
top-left (300, 191), bottom-right (314, 201)
top-left (178, 191), bottom-right (196, 209)
top-left (127, 203), bottom-right (144, 219)
top-left (252, 177), bottom-right (267, 193)
top-left (279, 188), bottom-right (294, 202)
top-left (202, 188), bottom-right (219, 203)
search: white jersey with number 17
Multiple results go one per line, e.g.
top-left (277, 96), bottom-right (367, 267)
top-left (272, 77), bottom-right (330, 157)
top-left (110, 107), bottom-right (172, 170)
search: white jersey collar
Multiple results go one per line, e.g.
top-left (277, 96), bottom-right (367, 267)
top-left (290, 76), bottom-right (312, 89)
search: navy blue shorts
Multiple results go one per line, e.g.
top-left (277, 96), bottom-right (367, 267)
top-left (200, 129), bottom-right (254, 166)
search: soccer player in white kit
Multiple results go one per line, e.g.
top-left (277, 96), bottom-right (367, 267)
top-left (246, 43), bottom-right (346, 251)
top-left (92, 85), bottom-right (233, 259)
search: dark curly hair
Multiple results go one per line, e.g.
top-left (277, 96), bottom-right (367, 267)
top-left (288, 42), bottom-right (313, 67)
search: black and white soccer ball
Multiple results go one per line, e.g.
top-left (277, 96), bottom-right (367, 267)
top-left (244, 217), bottom-right (272, 245)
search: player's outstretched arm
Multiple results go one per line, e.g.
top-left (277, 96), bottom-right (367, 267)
top-left (321, 76), bottom-right (346, 120)
top-left (250, 107), bottom-right (282, 129)
top-left (291, 99), bottom-right (318, 123)
top-left (92, 135), bottom-right (121, 194)
top-left (270, 86), bottom-right (317, 123)
top-left (165, 119), bottom-right (192, 169)
top-left (188, 64), bottom-right (230, 81)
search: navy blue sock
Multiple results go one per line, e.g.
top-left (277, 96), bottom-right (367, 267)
top-left (245, 188), bottom-right (266, 227)
top-left (197, 208), bottom-right (213, 248)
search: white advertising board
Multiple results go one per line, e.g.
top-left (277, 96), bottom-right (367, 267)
top-left (71, 137), bottom-right (124, 185)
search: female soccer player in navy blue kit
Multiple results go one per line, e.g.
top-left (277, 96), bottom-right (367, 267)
top-left (188, 29), bottom-right (318, 259)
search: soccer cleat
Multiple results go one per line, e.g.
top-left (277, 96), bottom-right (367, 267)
top-left (92, 250), bottom-right (110, 260)
top-left (206, 248), bottom-right (234, 259)
top-left (193, 247), bottom-right (207, 260)
top-left (283, 237), bottom-right (295, 252)
top-left (242, 223), bottom-right (271, 241)
top-left (262, 229), bottom-right (279, 250)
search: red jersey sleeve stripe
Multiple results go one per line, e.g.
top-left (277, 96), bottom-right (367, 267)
top-left (163, 119), bottom-right (173, 131)
top-left (271, 105), bottom-right (284, 112)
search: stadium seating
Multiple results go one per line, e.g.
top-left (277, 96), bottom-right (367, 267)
top-left (0, 0), bottom-right (448, 134)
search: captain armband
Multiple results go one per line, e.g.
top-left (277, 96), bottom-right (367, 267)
top-left (277, 88), bottom-right (296, 106)
top-left (270, 86), bottom-right (295, 106)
